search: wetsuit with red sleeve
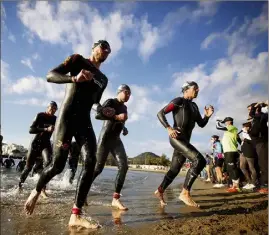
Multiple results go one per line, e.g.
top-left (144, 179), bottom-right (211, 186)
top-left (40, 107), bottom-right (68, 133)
top-left (157, 97), bottom-right (209, 192)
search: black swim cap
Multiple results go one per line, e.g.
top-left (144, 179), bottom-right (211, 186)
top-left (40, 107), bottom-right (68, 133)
top-left (48, 101), bottom-right (58, 109)
top-left (117, 84), bottom-right (131, 94)
top-left (181, 81), bottom-right (199, 93)
top-left (92, 40), bottom-right (111, 53)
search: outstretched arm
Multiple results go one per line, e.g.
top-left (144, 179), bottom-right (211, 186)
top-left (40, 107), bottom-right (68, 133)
top-left (47, 54), bottom-right (81, 84)
top-left (216, 120), bottom-right (228, 131)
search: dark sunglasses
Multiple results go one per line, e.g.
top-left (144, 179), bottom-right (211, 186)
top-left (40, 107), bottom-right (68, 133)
top-left (122, 90), bottom-right (131, 95)
top-left (99, 43), bottom-right (111, 53)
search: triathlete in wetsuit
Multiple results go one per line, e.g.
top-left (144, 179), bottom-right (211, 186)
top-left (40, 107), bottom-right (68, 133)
top-left (87, 84), bottom-right (130, 210)
top-left (68, 141), bottom-right (81, 184)
top-left (16, 157), bottom-right (26, 172)
top-left (24, 40), bottom-right (112, 230)
top-left (4, 156), bottom-right (15, 169)
top-left (19, 101), bottom-right (57, 190)
top-left (154, 81), bottom-right (214, 207)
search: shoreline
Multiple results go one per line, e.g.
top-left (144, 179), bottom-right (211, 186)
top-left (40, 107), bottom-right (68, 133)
top-left (128, 179), bottom-right (268, 235)
top-left (1, 171), bottom-right (267, 235)
top-left (104, 165), bottom-right (188, 176)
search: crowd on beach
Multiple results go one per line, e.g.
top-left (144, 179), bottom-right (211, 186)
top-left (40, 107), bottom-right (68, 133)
top-left (199, 101), bottom-right (268, 194)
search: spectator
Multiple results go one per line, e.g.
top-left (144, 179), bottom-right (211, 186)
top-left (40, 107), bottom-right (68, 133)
top-left (239, 122), bottom-right (257, 190)
top-left (248, 102), bottom-right (268, 194)
top-left (211, 135), bottom-right (225, 188)
top-left (216, 117), bottom-right (241, 192)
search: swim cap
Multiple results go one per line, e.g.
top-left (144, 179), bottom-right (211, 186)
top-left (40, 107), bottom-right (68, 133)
top-left (92, 40), bottom-right (111, 53)
top-left (117, 84), bottom-right (131, 94)
top-left (48, 101), bottom-right (58, 109)
top-left (181, 81), bottom-right (199, 93)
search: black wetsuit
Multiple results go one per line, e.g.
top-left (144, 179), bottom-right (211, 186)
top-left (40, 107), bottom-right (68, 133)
top-left (68, 142), bottom-right (80, 184)
top-left (4, 158), bottom-right (15, 169)
top-left (157, 97), bottom-right (209, 192)
top-left (19, 113), bottom-right (56, 187)
top-left (16, 159), bottom-right (26, 172)
top-left (89, 98), bottom-right (128, 195)
top-left (35, 54), bottom-right (108, 209)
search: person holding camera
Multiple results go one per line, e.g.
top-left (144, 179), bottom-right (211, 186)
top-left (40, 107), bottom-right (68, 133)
top-left (248, 101), bottom-right (268, 194)
top-left (216, 117), bottom-right (241, 193)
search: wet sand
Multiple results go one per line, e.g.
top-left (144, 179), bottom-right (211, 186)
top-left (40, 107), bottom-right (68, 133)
top-left (1, 169), bottom-right (268, 235)
top-left (133, 181), bottom-right (268, 235)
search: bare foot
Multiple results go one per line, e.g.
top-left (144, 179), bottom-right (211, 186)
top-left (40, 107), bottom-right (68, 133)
top-left (68, 213), bottom-right (100, 229)
top-left (154, 190), bottom-right (167, 207)
top-left (40, 190), bottom-right (48, 199)
top-left (112, 210), bottom-right (126, 225)
top-left (24, 189), bottom-right (41, 215)
top-left (112, 198), bottom-right (128, 210)
top-left (179, 193), bottom-right (200, 208)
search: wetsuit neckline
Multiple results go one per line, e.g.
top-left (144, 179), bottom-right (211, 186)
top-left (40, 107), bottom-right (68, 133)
top-left (88, 57), bottom-right (101, 71)
top-left (115, 98), bottom-right (124, 104)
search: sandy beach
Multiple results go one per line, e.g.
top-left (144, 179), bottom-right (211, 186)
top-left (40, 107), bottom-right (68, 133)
top-left (1, 167), bottom-right (268, 235)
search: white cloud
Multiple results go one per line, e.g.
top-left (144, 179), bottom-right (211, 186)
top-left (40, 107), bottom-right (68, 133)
top-left (21, 58), bottom-right (34, 71)
top-left (192, 1), bottom-right (218, 19)
top-left (247, 3), bottom-right (268, 36)
top-left (32, 53), bottom-right (40, 60)
top-left (1, 60), bottom-right (9, 85)
top-left (8, 32), bottom-right (16, 43)
top-left (170, 51), bottom-right (268, 142)
top-left (22, 30), bottom-right (35, 44)
top-left (17, 1), bottom-right (136, 59)
top-left (7, 76), bottom-right (65, 101)
top-left (1, 3), bottom-right (7, 33)
top-left (11, 98), bottom-right (48, 107)
top-left (201, 3), bottom-right (268, 55)
top-left (138, 2), bottom-right (219, 61)
top-left (17, 1), bottom-right (219, 62)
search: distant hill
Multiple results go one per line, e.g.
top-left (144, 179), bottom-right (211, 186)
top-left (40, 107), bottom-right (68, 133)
top-left (128, 152), bottom-right (161, 165)
top-left (130, 152), bottom-right (160, 160)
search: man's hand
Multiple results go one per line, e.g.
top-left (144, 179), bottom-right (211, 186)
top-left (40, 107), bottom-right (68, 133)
top-left (102, 107), bottom-right (115, 118)
top-left (115, 113), bottom-right (128, 122)
top-left (46, 125), bottom-right (54, 132)
top-left (73, 69), bottom-right (94, 83)
top-left (204, 105), bottom-right (214, 118)
top-left (123, 127), bottom-right (128, 136)
top-left (167, 127), bottom-right (180, 139)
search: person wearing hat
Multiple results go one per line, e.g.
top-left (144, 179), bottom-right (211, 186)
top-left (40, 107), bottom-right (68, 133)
top-left (24, 40), bottom-right (112, 229)
top-left (210, 135), bottom-right (225, 188)
top-left (83, 84), bottom-right (131, 210)
top-left (19, 101), bottom-right (58, 194)
top-left (155, 81), bottom-right (214, 208)
top-left (216, 117), bottom-right (241, 192)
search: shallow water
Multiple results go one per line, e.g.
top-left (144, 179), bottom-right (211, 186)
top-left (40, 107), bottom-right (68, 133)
top-left (1, 164), bottom-right (185, 235)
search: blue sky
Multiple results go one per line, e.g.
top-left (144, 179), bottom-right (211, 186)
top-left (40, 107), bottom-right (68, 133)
top-left (1, 1), bottom-right (268, 158)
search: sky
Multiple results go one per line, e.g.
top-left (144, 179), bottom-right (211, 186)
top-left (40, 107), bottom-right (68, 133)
top-left (1, 1), bottom-right (268, 159)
